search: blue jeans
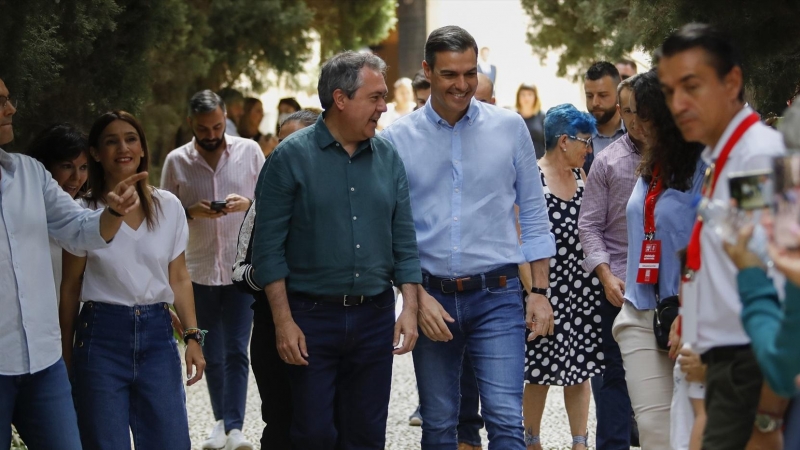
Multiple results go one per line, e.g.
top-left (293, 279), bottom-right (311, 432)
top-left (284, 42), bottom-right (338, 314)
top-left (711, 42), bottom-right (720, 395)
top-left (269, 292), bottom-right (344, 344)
top-left (414, 275), bottom-right (526, 450)
top-left (193, 283), bottom-right (254, 432)
top-left (286, 289), bottom-right (396, 450)
top-left (458, 354), bottom-right (483, 446)
top-left (0, 358), bottom-right (82, 450)
top-left (72, 301), bottom-right (190, 450)
top-left (591, 296), bottom-right (633, 450)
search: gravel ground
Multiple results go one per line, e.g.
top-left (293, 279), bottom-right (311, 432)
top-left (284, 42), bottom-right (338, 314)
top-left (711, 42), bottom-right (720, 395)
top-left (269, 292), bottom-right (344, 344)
top-left (186, 349), bottom-right (602, 450)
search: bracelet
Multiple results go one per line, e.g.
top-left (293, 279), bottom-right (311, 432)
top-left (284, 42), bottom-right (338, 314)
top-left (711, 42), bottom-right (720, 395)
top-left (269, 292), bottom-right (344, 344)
top-left (106, 206), bottom-right (123, 217)
top-left (183, 327), bottom-right (207, 346)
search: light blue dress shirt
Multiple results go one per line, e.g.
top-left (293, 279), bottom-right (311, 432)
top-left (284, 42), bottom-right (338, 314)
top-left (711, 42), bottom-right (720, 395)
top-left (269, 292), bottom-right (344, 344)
top-left (624, 160), bottom-right (707, 310)
top-left (381, 99), bottom-right (555, 277)
top-left (0, 149), bottom-right (107, 375)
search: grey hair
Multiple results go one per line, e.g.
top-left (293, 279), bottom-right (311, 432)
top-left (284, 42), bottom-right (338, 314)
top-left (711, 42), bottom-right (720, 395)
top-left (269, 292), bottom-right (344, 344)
top-left (280, 109), bottom-right (319, 129)
top-left (188, 89), bottom-right (226, 117)
top-left (317, 51), bottom-right (387, 111)
top-left (616, 73), bottom-right (639, 100)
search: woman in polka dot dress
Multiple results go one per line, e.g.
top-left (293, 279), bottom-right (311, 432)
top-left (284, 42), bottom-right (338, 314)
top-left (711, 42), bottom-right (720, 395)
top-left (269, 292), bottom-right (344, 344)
top-left (523, 104), bottom-right (603, 450)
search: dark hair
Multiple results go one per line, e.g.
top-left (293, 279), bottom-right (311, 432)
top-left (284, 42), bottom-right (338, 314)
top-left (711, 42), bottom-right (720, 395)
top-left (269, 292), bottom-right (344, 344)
top-left (278, 97), bottom-right (302, 112)
top-left (317, 51), bottom-right (387, 110)
top-left (26, 123), bottom-right (88, 173)
top-left (634, 70), bottom-right (704, 191)
top-left (243, 97), bottom-right (262, 115)
top-left (617, 59), bottom-right (637, 72)
top-left (280, 109), bottom-right (319, 129)
top-left (424, 26), bottom-right (478, 69)
top-left (411, 69), bottom-right (430, 93)
top-left (85, 111), bottom-right (160, 230)
top-left (655, 23), bottom-right (744, 101)
top-left (189, 89), bottom-right (226, 116)
top-left (217, 87), bottom-right (244, 107)
top-left (585, 61), bottom-right (621, 85)
top-left (543, 103), bottom-right (597, 150)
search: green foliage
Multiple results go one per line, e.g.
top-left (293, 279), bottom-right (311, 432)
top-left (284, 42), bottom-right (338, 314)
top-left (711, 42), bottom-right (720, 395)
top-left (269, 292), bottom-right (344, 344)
top-left (521, 0), bottom-right (800, 114)
top-left (0, 0), bottom-right (396, 172)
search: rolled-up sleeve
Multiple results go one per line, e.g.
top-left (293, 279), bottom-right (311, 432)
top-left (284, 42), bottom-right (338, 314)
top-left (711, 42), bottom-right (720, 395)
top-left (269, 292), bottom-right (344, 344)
top-left (514, 119), bottom-right (555, 262)
top-left (40, 163), bottom-right (106, 251)
top-left (251, 150), bottom-right (295, 288)
top-left (578, 158), bottom-right (610, 274)
top-left (390, 153), bottom-right (422, 285)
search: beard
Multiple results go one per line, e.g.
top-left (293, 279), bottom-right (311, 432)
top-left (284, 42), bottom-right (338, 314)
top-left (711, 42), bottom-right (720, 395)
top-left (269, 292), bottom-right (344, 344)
top-left (591, 105), bottom-right (617, 126)
top-left (193, 132), bottom-right (225, 152)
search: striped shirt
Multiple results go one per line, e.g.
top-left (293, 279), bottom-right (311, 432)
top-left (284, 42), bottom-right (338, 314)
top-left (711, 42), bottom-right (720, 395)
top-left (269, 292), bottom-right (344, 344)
top-left (578, 133), bottom-right (641, 280)
top-left (161, 136), bottom-right (265, 286)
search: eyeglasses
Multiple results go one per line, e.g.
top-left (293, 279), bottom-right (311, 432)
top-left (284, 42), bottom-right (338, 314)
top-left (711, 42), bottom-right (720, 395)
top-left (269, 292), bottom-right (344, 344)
top-left (0, 96), bottom-right (18, 110)
top-left (564, 135), bottom-right (592, 148)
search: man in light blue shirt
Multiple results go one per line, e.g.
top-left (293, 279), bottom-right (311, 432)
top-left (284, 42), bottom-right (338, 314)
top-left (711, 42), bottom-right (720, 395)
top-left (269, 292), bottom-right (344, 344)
top-left (0, 77), bottom-right (145, 449)
top-left (381, 26), bottom-right (556, 450)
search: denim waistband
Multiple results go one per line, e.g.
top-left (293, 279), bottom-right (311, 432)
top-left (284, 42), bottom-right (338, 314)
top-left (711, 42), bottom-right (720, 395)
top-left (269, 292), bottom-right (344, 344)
top-left (83, 301), bottom-right (170, 314)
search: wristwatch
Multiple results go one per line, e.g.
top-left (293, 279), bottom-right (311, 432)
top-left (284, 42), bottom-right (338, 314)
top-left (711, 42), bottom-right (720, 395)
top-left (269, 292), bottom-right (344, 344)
top-left (529, 287), bottom-right (550, 298)
top-left (754, 413), bottom-right (783, 432)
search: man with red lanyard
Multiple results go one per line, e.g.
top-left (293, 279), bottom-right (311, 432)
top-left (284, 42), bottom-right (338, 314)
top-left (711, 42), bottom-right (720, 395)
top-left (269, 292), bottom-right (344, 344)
top-left (657, 23), bottom-right (787, 448)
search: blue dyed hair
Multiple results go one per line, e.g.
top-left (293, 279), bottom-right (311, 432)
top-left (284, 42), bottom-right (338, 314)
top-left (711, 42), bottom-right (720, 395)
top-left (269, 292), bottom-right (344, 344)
top-left (543, 104), bottom-right (597, 151)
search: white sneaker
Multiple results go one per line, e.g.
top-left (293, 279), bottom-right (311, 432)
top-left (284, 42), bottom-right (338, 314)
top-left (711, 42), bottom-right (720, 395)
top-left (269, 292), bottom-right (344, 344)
top-left (201, 420), bottom-right (227, 449)
top-left (225, 429), bottom-right (253, 450)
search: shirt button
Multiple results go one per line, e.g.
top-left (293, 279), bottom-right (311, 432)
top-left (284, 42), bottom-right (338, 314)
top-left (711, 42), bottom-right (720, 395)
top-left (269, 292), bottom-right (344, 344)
top-left (349, 160), bottom-right (352, 164)
top-left (455, 188), bottom-right (460, 193)
top-left (454, 217), bottom-right (458, 221)
top-left (355, 273), bottom-right (360, 278)
top-left (350, 187), bottom-right (355, 192)
top-left (353, 216), bottom-right (357, 221)
top-left (453, 246), bottom-right (458, 250)
top-left (336, 143), bottom-right (340, 147)
top-left (356, 244), bottom-right (361, 249)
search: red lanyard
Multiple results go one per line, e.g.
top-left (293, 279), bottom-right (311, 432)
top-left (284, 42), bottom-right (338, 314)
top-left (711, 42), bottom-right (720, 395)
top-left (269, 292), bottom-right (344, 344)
top-left (683, 113), bottom-right (760, 278)
top-left (644, 165), bottom-right (664, 239)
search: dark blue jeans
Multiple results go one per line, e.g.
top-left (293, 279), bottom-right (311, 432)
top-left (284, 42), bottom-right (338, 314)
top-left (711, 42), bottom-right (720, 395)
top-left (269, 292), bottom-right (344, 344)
top-left (0, 358), bottom-right (82, 450)
top-left (193, 283), bottom-right (254, 432)
top-left (72, 301), bottom-right (190, 450)
top-left (458, 354), bottom-right (483, 446)
top-left (414, 276), bottom-right (526, 450)
top-left (591, 296), bottom-right (633, 450)
top-left (286, 289), bottom-right (396, 450)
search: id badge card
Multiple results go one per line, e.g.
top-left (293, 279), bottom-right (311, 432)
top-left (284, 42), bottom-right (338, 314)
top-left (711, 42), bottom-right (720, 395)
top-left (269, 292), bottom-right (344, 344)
top-left (636, 240), bottom-right (661, 284)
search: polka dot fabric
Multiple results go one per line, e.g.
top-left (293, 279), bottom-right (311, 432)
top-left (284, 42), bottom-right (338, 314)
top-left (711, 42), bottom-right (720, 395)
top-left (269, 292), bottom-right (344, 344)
top-left (524, 168), bottom-right (603, 386)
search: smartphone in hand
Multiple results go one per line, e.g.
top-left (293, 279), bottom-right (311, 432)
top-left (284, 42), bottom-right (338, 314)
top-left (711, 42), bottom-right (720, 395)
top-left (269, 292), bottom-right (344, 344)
top-left (210, 200), bottom-right (228, 212)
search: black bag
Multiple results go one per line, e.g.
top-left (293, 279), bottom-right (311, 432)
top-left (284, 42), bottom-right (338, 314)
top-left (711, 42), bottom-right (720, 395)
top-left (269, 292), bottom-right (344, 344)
top-left (653, 295), bottom-right (680, 350)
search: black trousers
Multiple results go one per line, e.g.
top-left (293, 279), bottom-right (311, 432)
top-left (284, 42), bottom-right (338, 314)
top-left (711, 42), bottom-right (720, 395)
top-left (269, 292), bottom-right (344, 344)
top-left (250, 299), bottom-right (292, 449)
top-left (702, 345), bottom-right (763, 449)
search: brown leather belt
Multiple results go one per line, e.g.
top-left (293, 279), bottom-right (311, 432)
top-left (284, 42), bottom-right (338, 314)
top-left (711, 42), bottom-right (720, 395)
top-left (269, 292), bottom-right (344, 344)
top-left (425, 264), bottom-right (519, 294)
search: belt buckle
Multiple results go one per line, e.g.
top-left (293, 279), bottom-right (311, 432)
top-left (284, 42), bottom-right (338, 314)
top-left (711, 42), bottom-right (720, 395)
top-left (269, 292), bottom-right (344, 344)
top-left (343, 295), bottom-right (364, 306)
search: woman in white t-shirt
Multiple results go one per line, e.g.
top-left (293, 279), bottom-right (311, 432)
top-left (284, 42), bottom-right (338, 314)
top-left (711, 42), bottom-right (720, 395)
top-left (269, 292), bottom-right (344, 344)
top-left (26, 123), bottom-right (89, 303)
top-left (59, 111), bottom-right (205, 450)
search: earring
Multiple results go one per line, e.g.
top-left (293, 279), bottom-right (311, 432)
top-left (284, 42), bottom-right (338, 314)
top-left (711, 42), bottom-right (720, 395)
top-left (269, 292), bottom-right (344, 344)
top-left (562, 146), bottom-right (567, 152)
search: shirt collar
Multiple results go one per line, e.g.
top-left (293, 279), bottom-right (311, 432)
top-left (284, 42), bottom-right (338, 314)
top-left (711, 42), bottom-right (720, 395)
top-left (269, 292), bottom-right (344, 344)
top-left (702, 106), bottom-right (753, 164)
top-left (0, 148), bottom-right (15, 174)
top-left (314, 113), bottom-right (373, 154)
top-left (423, 97), bottom-right (480, 129)
top-left (619, 133), bottom-right (640, 155)
top-left (593, 120), bottom-right (626, 139)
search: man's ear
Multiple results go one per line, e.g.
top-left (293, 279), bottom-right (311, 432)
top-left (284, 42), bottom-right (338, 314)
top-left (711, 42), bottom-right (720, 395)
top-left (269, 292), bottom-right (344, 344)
top-left (332, 88), bottom-right (348, 111)
top-left (723, 65), bottom-right (744, 103)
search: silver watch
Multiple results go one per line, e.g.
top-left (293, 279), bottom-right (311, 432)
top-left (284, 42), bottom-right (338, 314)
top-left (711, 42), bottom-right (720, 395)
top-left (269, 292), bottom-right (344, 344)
top-left (754, 413), bottom-right (783, 433)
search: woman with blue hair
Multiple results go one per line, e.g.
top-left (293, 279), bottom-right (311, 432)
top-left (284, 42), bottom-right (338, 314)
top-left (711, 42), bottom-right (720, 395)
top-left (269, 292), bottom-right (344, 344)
top-left (523, 104), bottom-right (601, 450)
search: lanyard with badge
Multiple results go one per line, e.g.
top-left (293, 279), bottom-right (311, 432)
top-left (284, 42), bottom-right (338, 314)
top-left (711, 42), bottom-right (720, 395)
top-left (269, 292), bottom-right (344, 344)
top-left (637, 165), bottom-right (664, 285)
top-left (679, 112), bottom-right (760, 341)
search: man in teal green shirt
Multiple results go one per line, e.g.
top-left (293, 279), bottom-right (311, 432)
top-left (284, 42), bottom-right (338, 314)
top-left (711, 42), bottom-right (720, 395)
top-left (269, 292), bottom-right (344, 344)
top-left (251, 51), bottom-right (421, 450)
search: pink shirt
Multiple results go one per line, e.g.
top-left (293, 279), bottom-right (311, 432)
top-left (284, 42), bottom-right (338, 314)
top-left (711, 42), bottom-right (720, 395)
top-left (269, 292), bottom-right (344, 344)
top-left (578, 133), bottom-right (641, 280)
top-left (161, 136), bottom-right (265, 286)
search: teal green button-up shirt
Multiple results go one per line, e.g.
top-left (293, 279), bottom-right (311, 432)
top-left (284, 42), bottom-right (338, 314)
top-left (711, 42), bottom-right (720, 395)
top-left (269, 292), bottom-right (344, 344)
top-left (252, 116), bottom-right (421, 296)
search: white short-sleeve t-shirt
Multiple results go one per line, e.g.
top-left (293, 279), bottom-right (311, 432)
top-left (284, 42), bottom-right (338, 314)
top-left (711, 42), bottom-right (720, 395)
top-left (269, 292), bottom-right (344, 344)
top-left (66, 188), bottom-right (189, 306)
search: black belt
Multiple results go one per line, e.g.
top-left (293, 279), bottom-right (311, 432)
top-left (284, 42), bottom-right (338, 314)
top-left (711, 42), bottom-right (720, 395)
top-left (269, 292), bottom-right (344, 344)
top-left (701, 344), bottom-right (752, 364)
top-left (425, 264), bottom-right (519, 294)
top-left (294, 288), bottom-right (391, 307)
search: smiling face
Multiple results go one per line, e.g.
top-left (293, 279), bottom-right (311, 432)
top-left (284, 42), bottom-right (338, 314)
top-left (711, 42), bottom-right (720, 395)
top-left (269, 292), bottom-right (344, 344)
top-left (91, 120), bottom-right (144, 180)
top-left (657, 47), bottom-right (743, 147)
top-left (50, 152), bottom-right (89, 198)
top-left (423, 48), bottom-right (478, 125)
top-left (0, 80), bottom-right (16, 146)
top-left (338, 67), bottom-right (388, 141)
top-left (562, 132), bottom-right (593, 169)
